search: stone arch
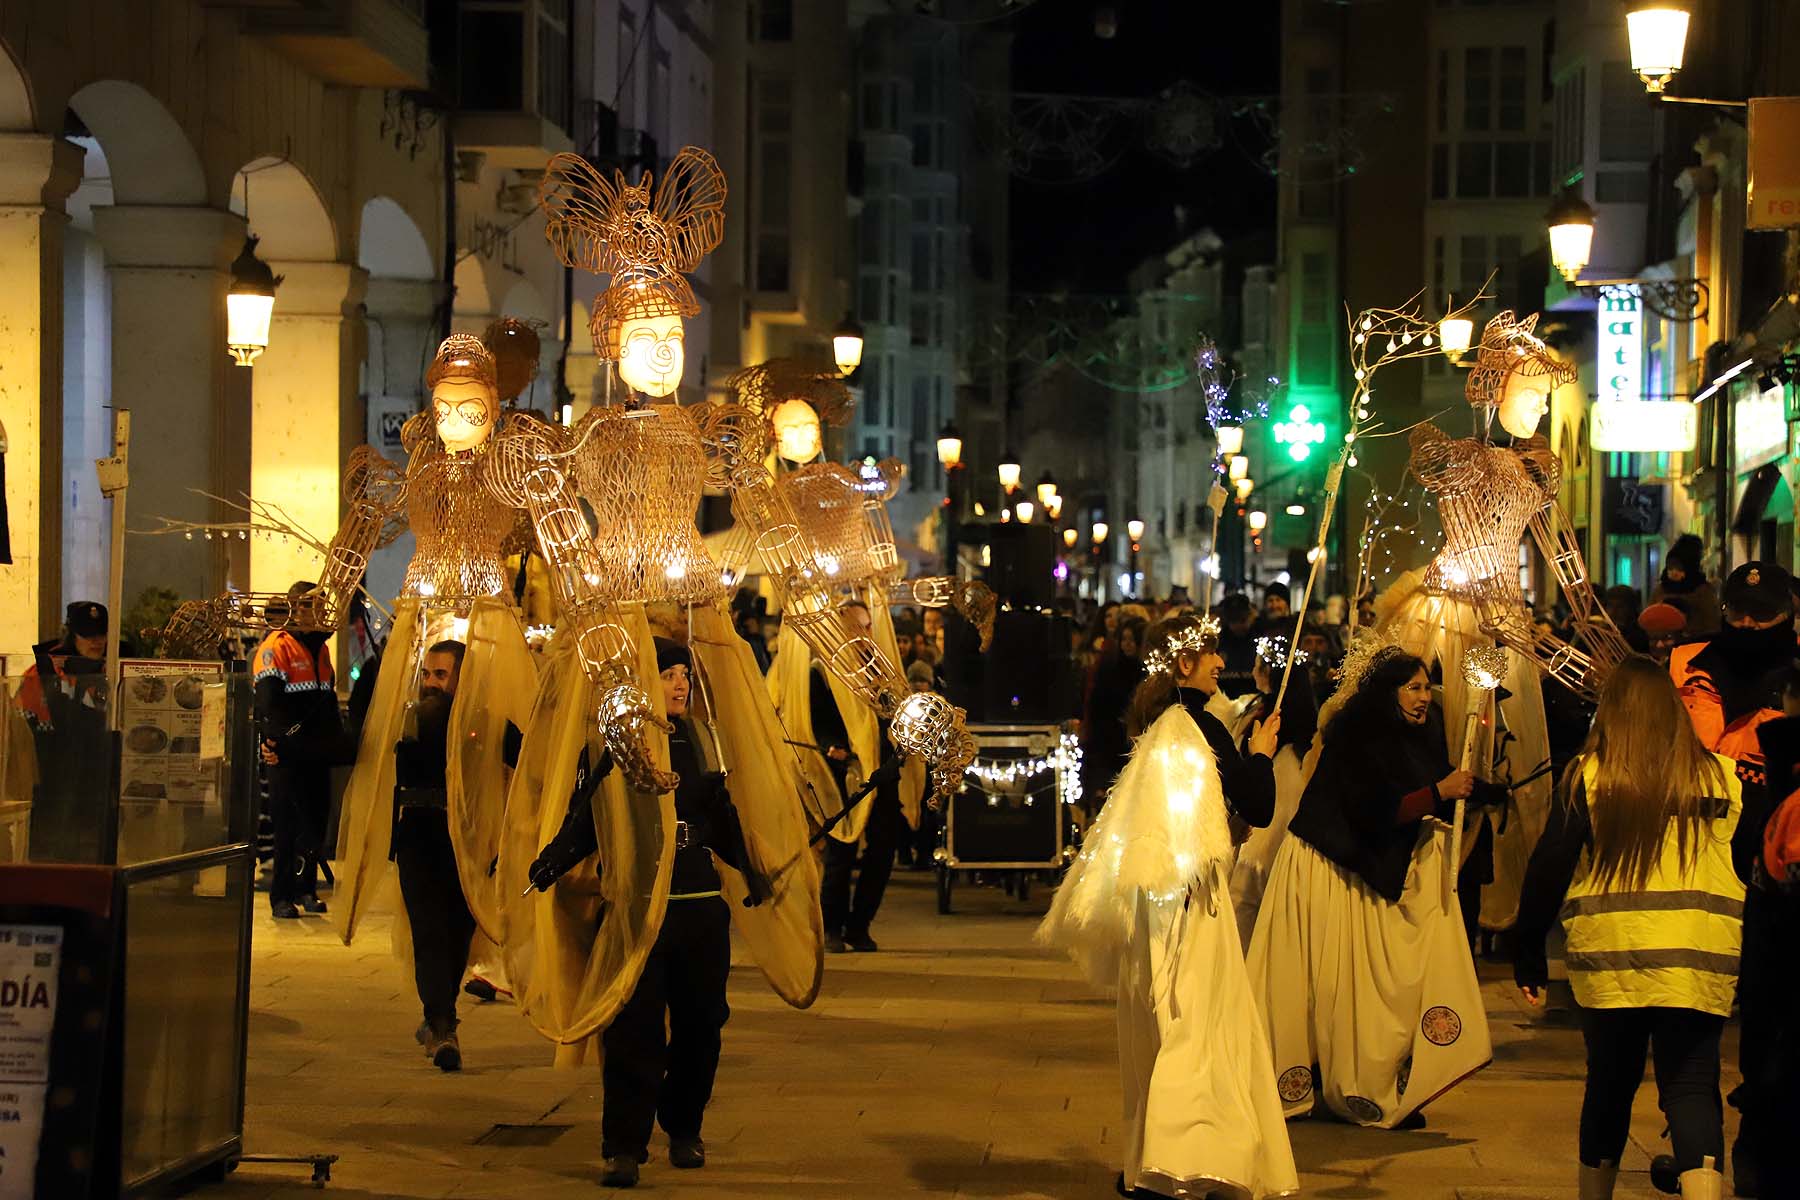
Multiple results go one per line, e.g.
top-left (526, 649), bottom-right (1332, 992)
top-left (356, 196), bottom-right (435, 280)
top-left (0, 36), bottom-right (34, 131)
top-left (231, 156), bottom-right (336, 261)
top-left (66, 80), bottom-right (204, 205)
top-left (452, 253), bottom-right (498, 319)
top-left (498, 276), bottom-right (552, 326)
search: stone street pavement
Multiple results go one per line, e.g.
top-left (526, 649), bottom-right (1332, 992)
top-left (199, 872), bottom-right (1739, 1199)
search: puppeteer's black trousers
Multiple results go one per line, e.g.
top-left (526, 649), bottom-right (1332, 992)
top-left (393, 807), bottom-right (475, 1030)
top-left (821, 788), bottom-right (904, 939)
top-left (601, 896), bottom-right (732, 1160)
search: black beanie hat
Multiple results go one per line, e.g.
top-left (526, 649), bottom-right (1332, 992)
top-left (654, 637), bottom-right (691, 673)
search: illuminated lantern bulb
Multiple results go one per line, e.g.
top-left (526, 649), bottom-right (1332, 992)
top-left (1627, 4), bottom-right (1690, 94)
top-left (1248, 510), bottom-right (1268, 532)
top-left (1227, 455), bottom-right (1250, 481)
top-left (1016, 499), bottom-right (1036, 524)
top-left (226, 235), bottom-right (279, 366)
top-left (1215, 424), bottom-right (1244, 456)
top-left (1062, 528), bottom-right (1078, 548)
top-left (1546, 186), bottom-right (1596, 283)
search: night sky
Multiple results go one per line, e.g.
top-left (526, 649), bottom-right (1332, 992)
top-left (1002, 0), bottom-right (1282, 294)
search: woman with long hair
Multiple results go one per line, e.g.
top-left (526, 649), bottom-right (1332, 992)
top-left (1229, 639), bottom-right (1319, 948)
top-left (1041, 614), bottom-right (1297, 1199)
top-left (1247, 646), bottom-right (1504, 1129)
top-left (1514, 657), bottom-right (1741, 1200)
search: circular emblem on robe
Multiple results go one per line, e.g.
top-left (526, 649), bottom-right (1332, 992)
top-left (1344, 1095), bottom-right (1383, 1124)
top-left (1422, 1005), bottom-right (1463, 1046)
top-left (1277, 1066), bottom-right (1313, 1104)
top-left (1397, 1054), bottom-right (1413, 1097)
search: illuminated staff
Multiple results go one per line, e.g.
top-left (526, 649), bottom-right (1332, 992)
top-left (1450, 645), bottom-right (1508, 906)
top-left (1271, 287), bottom-right (1493, 711)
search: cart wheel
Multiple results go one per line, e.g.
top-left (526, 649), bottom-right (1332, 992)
top-left (1016, 872), bottom-right (1031, 903)
top-left (936, 865), bottom-right (953, 914)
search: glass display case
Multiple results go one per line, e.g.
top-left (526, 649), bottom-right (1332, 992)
top-left (0, 660), bottom-right (257, 1197)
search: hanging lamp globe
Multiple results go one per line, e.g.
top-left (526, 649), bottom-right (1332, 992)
top-left (935, 420), bottom-right (964, 469)
top-left (1546, 186), bottom-right (1597, 283)
top-left (832, 315), bottom-right (865, 376)
top-left (1627, 5), bottom-right (1690, 94)
top-left (997, 450), bottom-right (1021, 493)
top-left (226, 235), bottom-right (281, 367)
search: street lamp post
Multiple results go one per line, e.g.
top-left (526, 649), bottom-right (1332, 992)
top-left (1126, 517), bottom-right (1145, 598)
top-left (1544, 184), bottom-right (1709, 322)
top-left (937, 421), bottom-right (963, 575)
top-left (1091, 520), bottom-right (1109, 600)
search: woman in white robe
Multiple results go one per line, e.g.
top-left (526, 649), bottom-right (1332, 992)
top-left (1229, 647), bottom-right (1318, 948)
top-left (1246, 646), bottom-right (1502, 1129)
top-left (1040, 614), bottom-right (1298, 1200)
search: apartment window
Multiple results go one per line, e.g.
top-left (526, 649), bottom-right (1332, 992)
top-left (911, 233), bottom-right (930, 288)
top-left (860, 203), bottom-right (885, 265)
top-left (911, 302), bottom-right (929, 347)
top-left (912, 124), bottom-right (932, 166)
top-left (1456, 142), bottom-right (1493, 197)
top-left (1459, 234), bottom-right (1488, 301)
top-left (1436, 51), bottom-right (1450, 133)
top-left (535, 0), bottom-right (570, 132)
top-left (1498, 46), bottom-right (1527, 131)
top-left (859, 275), bottom-right (882, 324)
top-left (458, 3), bottom-right (526, 112)
top-left (1432, 236), bottom-right (1447, 300)
top-left (754, 75), bottom-right (792, 292)
top-left (1495, 140), bottom-right (1531, 196)
top-left (1431, 144), bottom-right (1450, 199)
top-left (1464, 48), bottom-right (1493, 131)
top-left (1554, 67), bottom-right (1587, 181)
top-left (1598, 62), bottom-right (1654, 160)
top-left (1595, 169), bottom-right (1650, 203)
top-left (753, 0), bottom-right (792, 41)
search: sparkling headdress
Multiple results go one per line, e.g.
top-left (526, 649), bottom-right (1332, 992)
top-left (1143, 615), bottom-right (1221, 679)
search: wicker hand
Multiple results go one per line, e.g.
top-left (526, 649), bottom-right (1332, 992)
top-left (597, 683), bottom-right (679, 793)
top-left (953, 580), bottom-right (998, 651)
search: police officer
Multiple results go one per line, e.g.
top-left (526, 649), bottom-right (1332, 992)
top-left (529, 637), bottom-right (751, 1189)
top-left (1668, 562), bottom-right (1799, 1196)
top-left (253, 581), bottom-right (341, 919)
top-left (18, 602), bottom-right (111, 860)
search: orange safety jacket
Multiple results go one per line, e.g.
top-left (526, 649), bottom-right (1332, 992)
top-left (253, 629), bottom-right (335, 695)
top-left (1670, 641), bottom-right (1780, 790)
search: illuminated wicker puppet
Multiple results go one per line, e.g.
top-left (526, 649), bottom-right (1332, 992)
top-left (1372, 311), bottom-right (1630, 929)
top-left (705, 357), bottom-right (988, 823)
top-left (492, 146), bottom-right (827, 1042)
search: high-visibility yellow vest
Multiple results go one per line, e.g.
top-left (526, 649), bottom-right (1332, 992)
top-left (1561, 753), bottom-right (1744, 1016)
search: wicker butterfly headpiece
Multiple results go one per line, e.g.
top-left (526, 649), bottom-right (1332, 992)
top-left (538, 146), bottom-right (728, 361)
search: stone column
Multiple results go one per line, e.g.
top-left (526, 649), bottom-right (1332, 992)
top-left (360, 276), bottom-right (440, 606)
top-left (249, 261), bottom-right (368, 594)
top-left (93, 203), bottom-right (245, 609)
top-left (0, 134), bottom-right (84, 661)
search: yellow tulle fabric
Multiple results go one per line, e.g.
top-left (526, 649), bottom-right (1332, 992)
top-left (688, 602), bottom-right (824, 1008)
top-left (769, 621), bottom-right (880, 843)
top-left (866, 590), bottom-right (925, 831)
top-left (498, 605), bottom-right (675, 1044)
top-left (447, 599), bottom-right (541, 943)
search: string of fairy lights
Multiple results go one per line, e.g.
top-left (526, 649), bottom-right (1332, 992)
top-left (963, 732), bottom-right (1084, 808)
top-left (1354, 482), bottom-right (1444, 592)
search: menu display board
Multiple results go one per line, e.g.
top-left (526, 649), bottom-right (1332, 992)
top-left (117, 661), bottom-right (226, 808)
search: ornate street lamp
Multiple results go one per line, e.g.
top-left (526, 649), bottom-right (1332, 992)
top-left (1627, 5), bottom-right (1690, 94)
top-left (1546, 185), bottom-right (1709, 322)
top-left (226, 235), bottom-right (280, 366)
top-left (832, 315), bottom-right (865, 376)
top-left (1438, 314), bottom-right (1474, 359)
top-left (1035, 470), bottom-right (1059, 507)
top-left (997, 450), bottom-right (1021, 493)
top-left (1214, 424), bottom-right (1244, 457)
top-left (935, 421), bottom-right (963, 469)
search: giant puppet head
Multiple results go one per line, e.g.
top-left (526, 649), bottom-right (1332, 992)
top-left (1465, 311), bottom-right (1576, 440)
top-left (724, 356), bottom-right (855, 465)
top-left (538, 146), bottom-right (727, 400)
top-left (425, 333), bottom-right (500, 453)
